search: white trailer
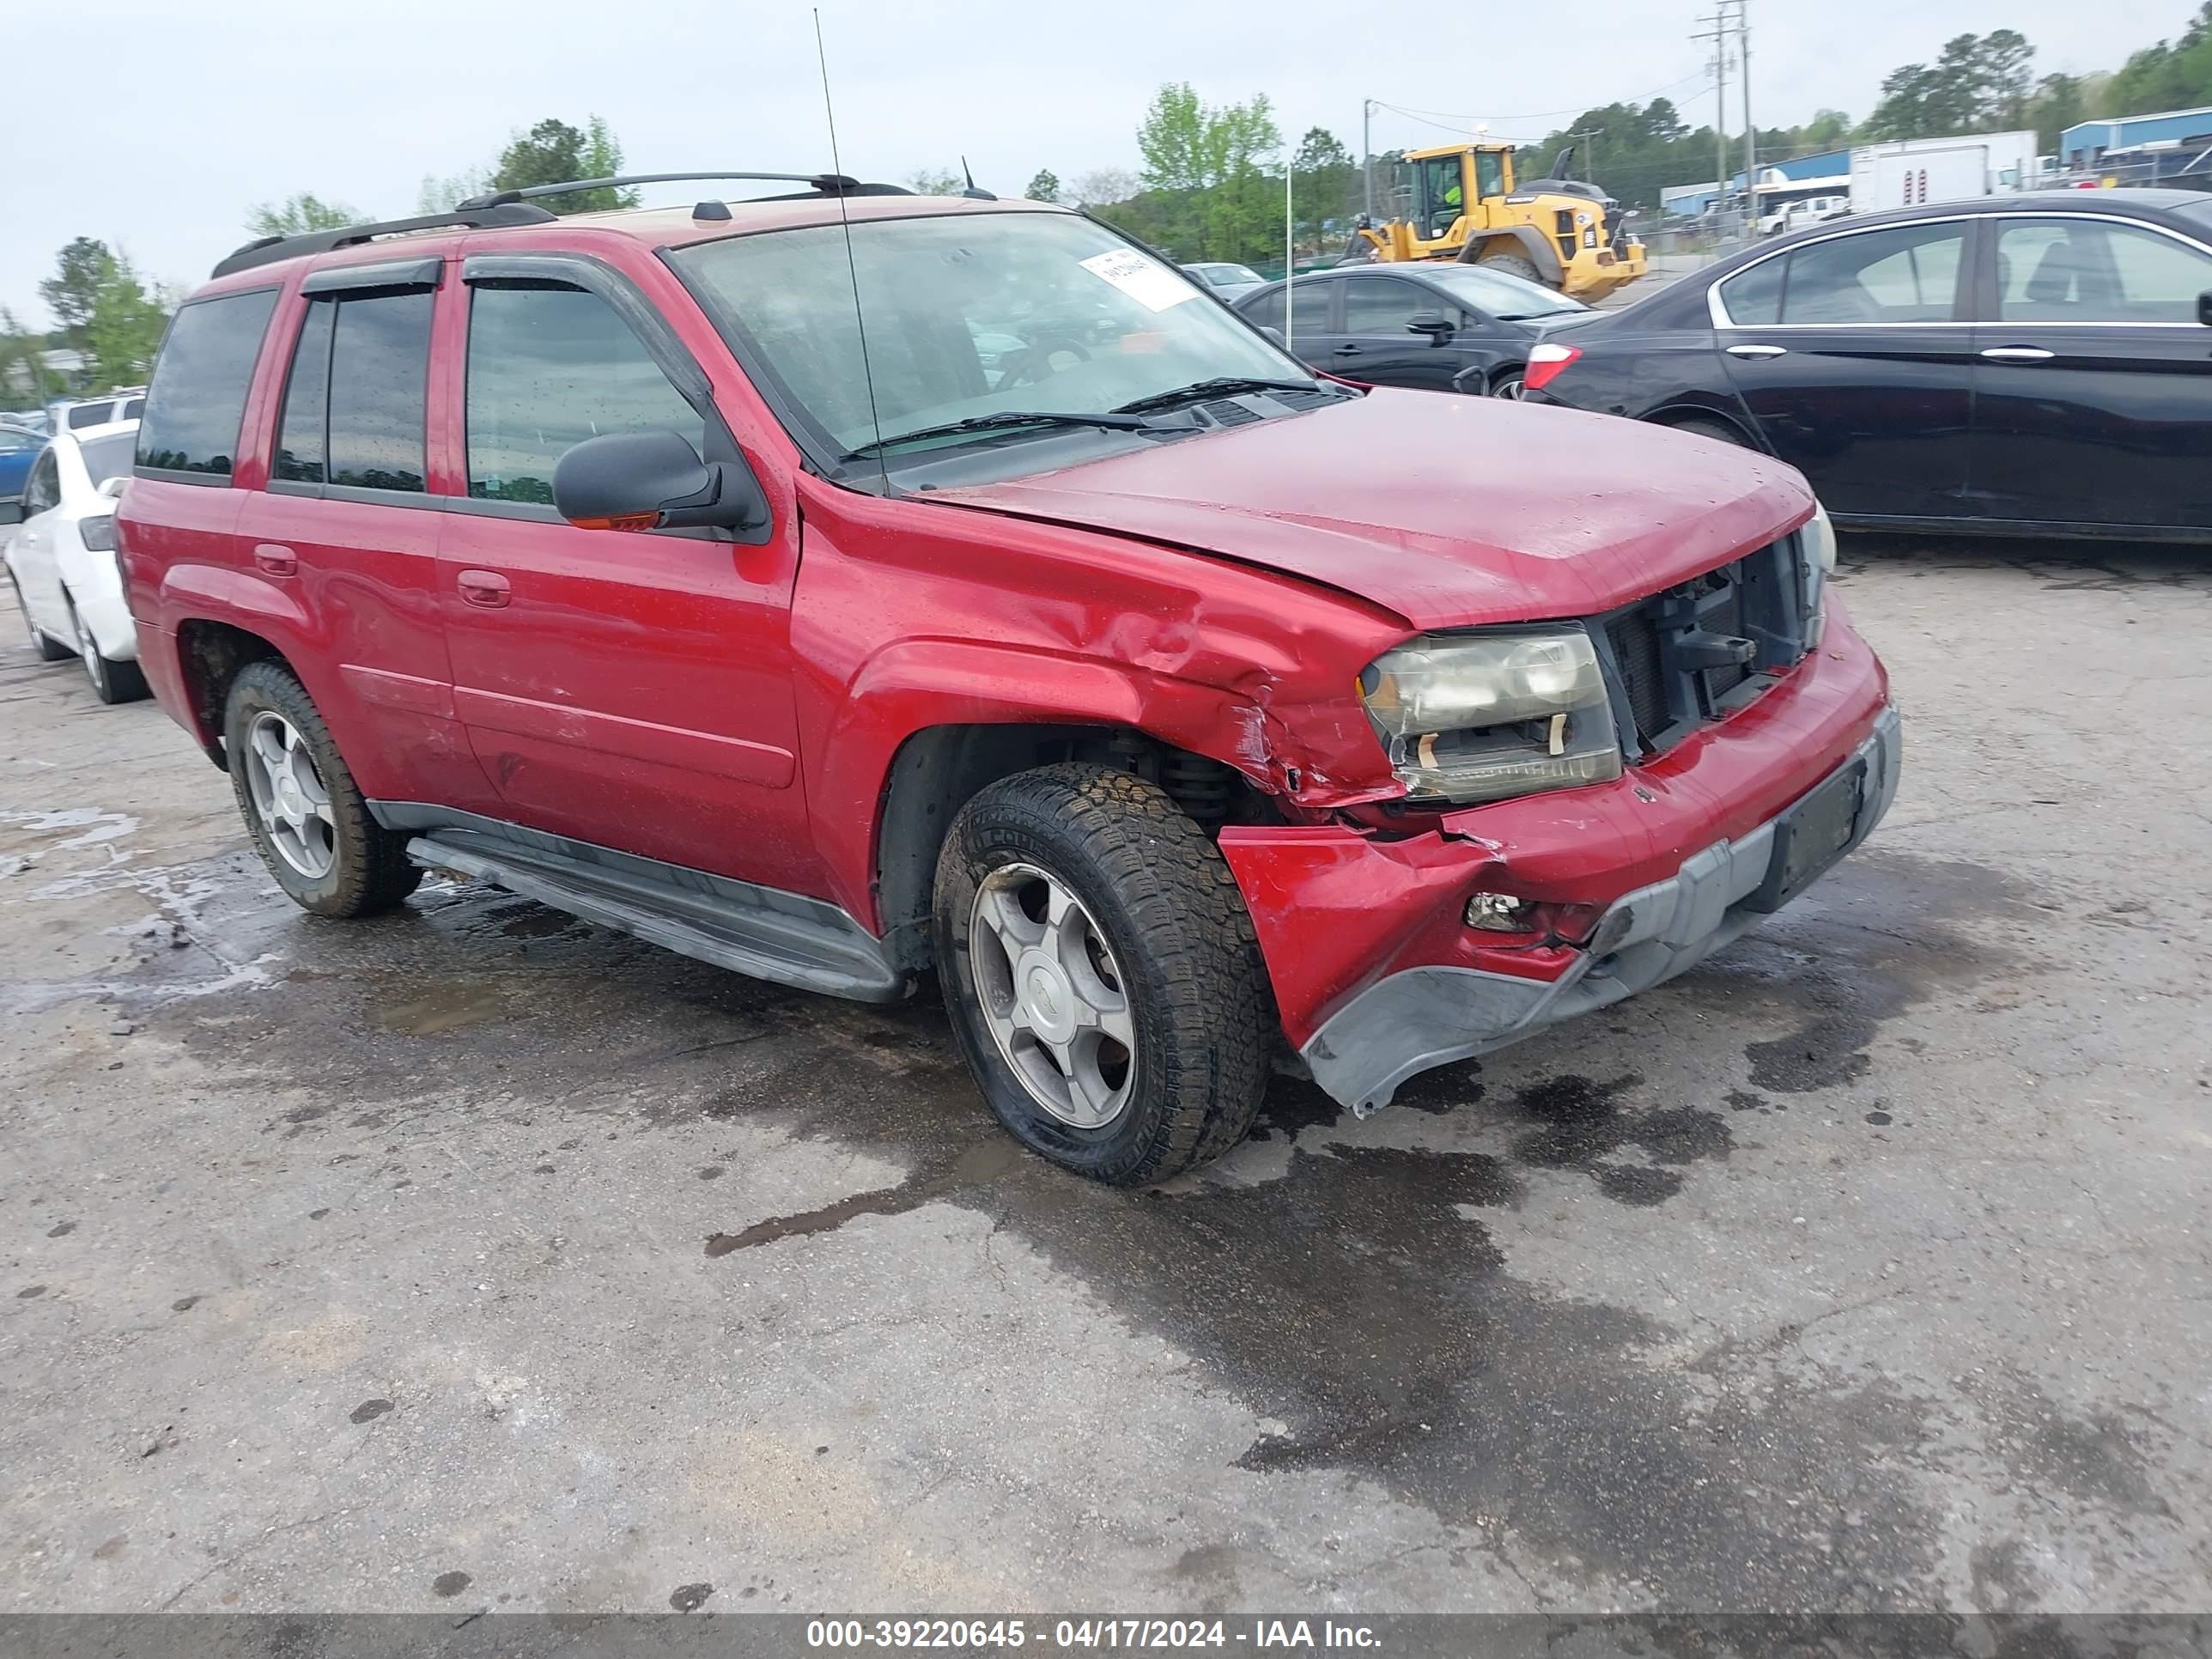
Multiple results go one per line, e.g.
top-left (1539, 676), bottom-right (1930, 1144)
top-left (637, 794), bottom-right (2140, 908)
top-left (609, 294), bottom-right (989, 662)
top-left (1849, 132), bottom-right (2040, 213)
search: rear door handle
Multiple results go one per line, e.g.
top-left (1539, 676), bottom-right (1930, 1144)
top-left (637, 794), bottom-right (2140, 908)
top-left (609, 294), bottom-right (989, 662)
top-left (1332, 344), bottom-right (1363, 356)
top-left (1725, 343), bottom-right (1789, 359)
top-left (457, 569), bottom-right (511, 608)
top-left (1980, 346), bottom-right (2056, 362)
top-left (252, 543), bottom-right (298, 577)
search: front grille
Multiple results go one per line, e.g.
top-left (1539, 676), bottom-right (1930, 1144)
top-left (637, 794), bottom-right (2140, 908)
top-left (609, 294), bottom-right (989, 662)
top-left (1597, 540), bottom-right (1810, 755)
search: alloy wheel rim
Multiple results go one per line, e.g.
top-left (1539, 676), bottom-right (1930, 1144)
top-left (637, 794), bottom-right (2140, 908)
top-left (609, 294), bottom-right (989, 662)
top-left (1496, 376), bottom-right (1526, 400)
top-left (968, 860), bottom-right (1137, 1129)
top-left (243, 711), bottom-right (337, 878)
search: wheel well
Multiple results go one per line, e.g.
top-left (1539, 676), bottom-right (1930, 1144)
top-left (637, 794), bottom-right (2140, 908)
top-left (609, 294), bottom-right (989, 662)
top-left (872, 724), bottom-right (1275, 974)
top-left (176, 620), bottom-right (287, 770)
top-left (1649, 406), bottom-right (1762, 449)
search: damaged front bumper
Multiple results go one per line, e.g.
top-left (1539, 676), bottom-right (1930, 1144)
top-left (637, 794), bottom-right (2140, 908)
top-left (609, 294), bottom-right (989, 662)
top-left (1300, 705), bottom-right (1899, 1112)
top-left (1218, 606), bottom-right (1899, 1115)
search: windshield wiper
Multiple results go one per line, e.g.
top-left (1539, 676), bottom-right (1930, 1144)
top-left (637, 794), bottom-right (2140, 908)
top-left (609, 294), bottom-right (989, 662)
top-left (1109, 376), bottom-right (1323, 415)
top-left (844, 410), bottom-right (1178, 459)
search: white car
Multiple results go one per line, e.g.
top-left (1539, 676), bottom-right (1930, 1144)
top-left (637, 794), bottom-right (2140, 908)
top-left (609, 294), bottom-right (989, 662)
top-left (3, 419), bottom-right (148, 702)
top-left (1182, 262), bottom-right (1267, 302)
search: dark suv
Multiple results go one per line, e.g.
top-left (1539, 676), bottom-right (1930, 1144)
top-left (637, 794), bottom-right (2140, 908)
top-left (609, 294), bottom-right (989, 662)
top-left (115, 173), bottom-right (1899, 1184)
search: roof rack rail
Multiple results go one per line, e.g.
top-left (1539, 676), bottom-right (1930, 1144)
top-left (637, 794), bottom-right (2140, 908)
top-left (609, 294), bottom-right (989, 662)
top-left (210, 203), bottom-right (559, 279)
top-left (456, 171), bottom-right (909, 209)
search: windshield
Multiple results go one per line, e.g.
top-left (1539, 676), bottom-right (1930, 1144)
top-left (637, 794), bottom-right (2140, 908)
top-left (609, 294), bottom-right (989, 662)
top-left (1420, 264), bottom-right (1589, 319)
top-left (1199, 264), bottom-right (1263, 286)
top-left (674, 212), bottom-right (1312, 459)
top-left (78, 431), bottom-right (137, 488)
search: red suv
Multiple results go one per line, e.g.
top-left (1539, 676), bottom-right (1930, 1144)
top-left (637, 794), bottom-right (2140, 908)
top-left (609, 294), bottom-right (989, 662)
top-left (117, 173), bottom-right (1899, 1185)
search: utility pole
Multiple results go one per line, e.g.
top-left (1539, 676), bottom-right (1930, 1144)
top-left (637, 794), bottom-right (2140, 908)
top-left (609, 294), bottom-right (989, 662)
top-left (1693, 14), bottom-right (1729, 229)
top-left (1737, 0), bottom-right (1754, 227)
top-left (1362, 98), bottom-right (1376, 219)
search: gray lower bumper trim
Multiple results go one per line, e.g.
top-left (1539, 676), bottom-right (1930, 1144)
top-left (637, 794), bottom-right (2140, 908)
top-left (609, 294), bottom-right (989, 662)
top-left (1302, 706), bottom-right (1902, 1115)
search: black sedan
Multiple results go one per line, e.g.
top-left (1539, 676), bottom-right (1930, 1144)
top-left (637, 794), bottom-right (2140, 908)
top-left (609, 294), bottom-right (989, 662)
top-left (1522, 189), bottom-right (2212, 540)
top-left (1232, 264), bottom-right (1590, 398)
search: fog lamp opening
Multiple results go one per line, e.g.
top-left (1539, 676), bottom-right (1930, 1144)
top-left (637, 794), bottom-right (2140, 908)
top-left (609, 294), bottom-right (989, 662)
top-left (1466, 892), bottom-right (1540, 933)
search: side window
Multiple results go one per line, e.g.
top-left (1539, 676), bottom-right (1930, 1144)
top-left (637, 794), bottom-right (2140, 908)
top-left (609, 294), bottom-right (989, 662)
top-left (1474, 151), bottom-right (1505, 200)
top-left (123, 397), bottom-right (144, 420)
top-left (1996, 218), bottom-right (2212, 323)
top-left (326, 289), bottom-right (433, 493)
top-left (23, 451), bottom-right (58, 514)
top-left (137, 289), bottom-right (278, 477)
top-left (1717, 257), bottom-right (1785, 325)
top-left (273, 300), bottom-right (336, 483)
top-left (1342, 276), bottom-right (1432, 335)
top-left (1241, 289), bottom-right (1285, 332)
top-left (68, 403), bottom-right (110, 429)
top-left (1782, 222), bottom-right (1966, 324)
top-left (465, 284), bottom-right (705, 506)
top-left (1288, 280), bottom-right (1332, 337)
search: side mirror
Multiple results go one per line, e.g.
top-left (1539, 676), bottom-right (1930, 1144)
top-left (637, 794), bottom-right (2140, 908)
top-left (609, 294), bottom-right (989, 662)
top-left (553, 429), bottom-right (768, 534)
top-left (0, 501), bottom-right (22, 526)
top-left (1407, 311), bottom-right (1455, 342)
top-left (2198, 289), bottom-right (2212, 327)
top-left (96, 476), bottom-right (126, 501)
top-left (1259, 325), bottom-right (1288, 348)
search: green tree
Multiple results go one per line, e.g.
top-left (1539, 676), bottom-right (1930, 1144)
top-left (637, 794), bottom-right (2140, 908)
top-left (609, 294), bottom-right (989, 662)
top-left (0, 307), bottom-right (57, 403)
top-left (1862, 31), bottom-right (2040, 140)
top-left (1115, 83), bottom-right (1283, 262)
top-left (1071, 167), bottom-right (1137, 208)
top-left (491, 117), bottom-right (640, 213)
top-left (246, 192), bottom-right (362, 239)
top-left (83, 252), bottom-right (168, 390)
top-left (1800, 109), bottom-right (1854, 149)
top-left (1291, 128), bottom-right (1357, 255)
top-left (417, 168), bottom-right (493, 214)
top-left (1024, 168), bottom-right (1061, 203)
top-left (40, 237), bottom-right (112, 353)
top-left (908, 166), bottom-right (964, 196)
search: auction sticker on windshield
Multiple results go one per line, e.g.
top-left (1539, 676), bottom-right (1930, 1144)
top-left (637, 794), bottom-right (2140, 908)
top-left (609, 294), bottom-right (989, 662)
top-left (1079, 250), bottom-right (1197, 312)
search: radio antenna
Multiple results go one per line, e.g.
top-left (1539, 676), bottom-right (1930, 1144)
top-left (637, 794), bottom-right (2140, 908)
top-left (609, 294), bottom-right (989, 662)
top-left (814, 9), bottom-right (888, 490)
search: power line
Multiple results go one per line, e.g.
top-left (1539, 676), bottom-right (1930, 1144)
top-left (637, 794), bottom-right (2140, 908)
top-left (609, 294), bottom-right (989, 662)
top-left (1368, 68), bottom-right (1716, 133)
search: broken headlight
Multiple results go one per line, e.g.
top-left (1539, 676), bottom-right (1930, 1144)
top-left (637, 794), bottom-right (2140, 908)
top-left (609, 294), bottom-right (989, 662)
top-left (1359, 629), bottom-right (1623, 805)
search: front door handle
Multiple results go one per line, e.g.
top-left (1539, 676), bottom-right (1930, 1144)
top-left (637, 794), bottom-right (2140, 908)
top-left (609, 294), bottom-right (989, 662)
top-left (1726, 343), bottom-right (1790, 359)
top-left (1980, 346), bottom-right (2057, 362)
top-left (1332, 344), bottom-right (1363, 356)
top-left (457, 569), bottom-right (511, 609)
top-left (252, 543), bottom-right (298, 577)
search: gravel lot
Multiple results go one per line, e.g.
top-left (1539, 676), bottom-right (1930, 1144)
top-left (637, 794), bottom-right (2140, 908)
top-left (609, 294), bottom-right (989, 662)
top-left (2, 538), bottom-right (2207, 1616)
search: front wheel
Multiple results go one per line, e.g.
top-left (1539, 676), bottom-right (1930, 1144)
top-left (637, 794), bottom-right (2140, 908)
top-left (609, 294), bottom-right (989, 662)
top-left (9, 571), bottom-right (71, 662)
top-left (934, 764), bottom-right (1271, 1186)
top-left (1472, 250), bottom-right (1544, 285)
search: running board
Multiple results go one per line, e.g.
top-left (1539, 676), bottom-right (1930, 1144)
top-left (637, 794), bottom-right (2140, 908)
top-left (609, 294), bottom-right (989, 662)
top-left (384, 808), bottom-right (908, 1004)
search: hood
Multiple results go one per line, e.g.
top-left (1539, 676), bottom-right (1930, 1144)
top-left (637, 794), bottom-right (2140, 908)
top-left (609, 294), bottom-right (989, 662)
top-left (933, 390), bottom-right (1813, 630)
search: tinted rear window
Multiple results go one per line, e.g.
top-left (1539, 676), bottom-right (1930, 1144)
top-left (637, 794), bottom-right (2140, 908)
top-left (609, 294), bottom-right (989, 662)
top-left (78, 432), bottom-right (137, 488)
top-left (137, 289), bottom-right (278, 477)
top-left (68, 402), bottom-right (113, 429)
top-left (326, 289), bottom-right (431, 492)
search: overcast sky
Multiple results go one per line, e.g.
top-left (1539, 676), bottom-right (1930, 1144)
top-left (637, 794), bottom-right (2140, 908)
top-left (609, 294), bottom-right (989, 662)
top-left (0, 0), bottom-right (2182, 329)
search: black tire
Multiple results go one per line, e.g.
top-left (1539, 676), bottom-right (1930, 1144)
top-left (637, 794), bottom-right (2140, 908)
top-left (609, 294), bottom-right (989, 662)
top-left (1474, 250), bottom-right (1544, 284)
top-left (10, 571), bottom-right (72, 662)
top-left (1490, 370), bottom-right (1527, 400)
top-left (1665, 416), bottom-right (1751, 448)
top-left (933, 763), bottom-right (1272, 1185)
top-left (65, 594), bottom-right (149, 704)
top-left (223, 659), bottom-right (422, 918)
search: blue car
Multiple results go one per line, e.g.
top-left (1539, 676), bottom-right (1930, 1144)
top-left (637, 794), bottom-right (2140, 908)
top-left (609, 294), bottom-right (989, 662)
top-left (0, 423), bottom-right (44, 503)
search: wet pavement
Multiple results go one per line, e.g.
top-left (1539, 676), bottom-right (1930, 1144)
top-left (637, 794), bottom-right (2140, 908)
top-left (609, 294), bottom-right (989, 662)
top-left (2, 540), bottom-right (2208, 1614)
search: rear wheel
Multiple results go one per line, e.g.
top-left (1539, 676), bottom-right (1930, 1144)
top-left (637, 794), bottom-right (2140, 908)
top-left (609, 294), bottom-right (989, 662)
top-left (934, 763), bottom-right (1271, 1186)
top-left (1665, 416), bottom-right (1751, 448)
top-left (224, 660), bottom-right (422, 918)
top-left (1490, 370), bottom-right (1528, 400)
top-left (67, 595), bottom-right (149, 704)
top-left (9, 571), bottom-right (71, 662)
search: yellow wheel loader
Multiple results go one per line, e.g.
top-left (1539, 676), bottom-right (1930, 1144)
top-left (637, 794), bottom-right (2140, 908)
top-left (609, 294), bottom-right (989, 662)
top-left (1346, 142), bottom-right (1647, 303)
